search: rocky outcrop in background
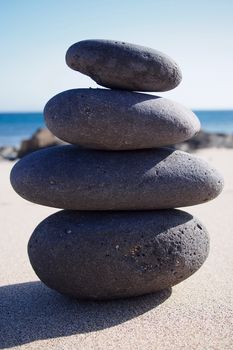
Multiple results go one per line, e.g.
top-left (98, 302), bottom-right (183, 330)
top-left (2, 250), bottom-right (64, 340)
top-left (0, 128), bottom-right (64, 160)
top-left (174, 130), bottom-right (233, 152)
top-left (17, 128), bottom-right (64, 158)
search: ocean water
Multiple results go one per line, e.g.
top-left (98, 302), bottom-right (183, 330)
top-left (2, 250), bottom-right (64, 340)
top-left (194, 110), bottom-right (233, 134)
top-left (0, 110), bottom-right (233, 147)
top-left (0, 113), bottom-right (44, 147)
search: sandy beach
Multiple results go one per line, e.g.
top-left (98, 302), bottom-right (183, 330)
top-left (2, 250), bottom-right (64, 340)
top-left (0, 148), bottom-right (232, 350)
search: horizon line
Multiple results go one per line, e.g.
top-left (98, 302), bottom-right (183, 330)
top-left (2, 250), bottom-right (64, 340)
top-left (1, 108), bottom-right (233, 114)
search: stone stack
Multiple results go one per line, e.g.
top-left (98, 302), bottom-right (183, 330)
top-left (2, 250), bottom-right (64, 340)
top-left (10, 40), bottom-right (224, 300)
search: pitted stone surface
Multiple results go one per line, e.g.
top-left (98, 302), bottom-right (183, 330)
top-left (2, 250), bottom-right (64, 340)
top-left (65, 40), bottom-right (182, 92)
top-left (10, 146), bottom-right (224, 210)
top-left (28, 209), bottom-right (209, 300)
top-left (44, 89), bottom-right (200, 150)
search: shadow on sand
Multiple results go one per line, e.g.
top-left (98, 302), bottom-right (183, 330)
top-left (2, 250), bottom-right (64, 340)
top-left (0, 281), bottom-right (171, 348)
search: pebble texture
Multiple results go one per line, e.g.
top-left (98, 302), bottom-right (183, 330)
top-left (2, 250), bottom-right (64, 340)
top-left (10, 146), bottom-right (224, 210)
top-left (44, 89), bottom-right (200, 150)
top-left (65, 40), bottom-right (182, 92)
top-left (28, 209), bottom-right (209, 300)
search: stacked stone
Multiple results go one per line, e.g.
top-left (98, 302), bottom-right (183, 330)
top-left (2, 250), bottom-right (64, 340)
top-left (10, 40), bottom-right (224, 300)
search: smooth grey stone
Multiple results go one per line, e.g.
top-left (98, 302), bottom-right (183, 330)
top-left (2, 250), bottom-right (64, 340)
top-left (65, 39), bottom-right (182, 92)
top-left (10, 146), bottom-right (224, 210)
top-left (28, 209), bottom-right (209, 300)
top-left (44, 89), bottom-right (200, 150)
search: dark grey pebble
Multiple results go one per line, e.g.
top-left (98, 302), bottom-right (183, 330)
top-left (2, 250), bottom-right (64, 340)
top-left (44, 89), bottom-right (200, 150)
top-left (65, 39), bottom-right (182, 92)
top-left (10, 146), bottom-right (224, 210)
top-left (28, 209), bottom-right (209, 300)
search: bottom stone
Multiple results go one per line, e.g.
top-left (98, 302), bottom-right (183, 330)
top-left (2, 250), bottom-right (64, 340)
top-left (28, 210), bottom-right (209, 300)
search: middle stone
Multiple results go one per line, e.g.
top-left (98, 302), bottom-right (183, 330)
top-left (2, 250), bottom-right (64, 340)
top-left (44, 89), bottom-right (200, 150)
top-left (10, 146), bottom-right (223, 210)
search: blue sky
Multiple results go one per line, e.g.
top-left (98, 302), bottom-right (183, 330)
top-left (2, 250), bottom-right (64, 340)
top-left (1, 0), bottom-right (233, 111)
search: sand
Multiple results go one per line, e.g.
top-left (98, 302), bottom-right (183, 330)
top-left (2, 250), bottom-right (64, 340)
top-left (0, 148), bottom-right (232, 350)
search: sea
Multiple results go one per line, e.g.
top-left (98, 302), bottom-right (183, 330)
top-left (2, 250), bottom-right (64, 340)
top-left (0, 110), bottom-right (233, 147)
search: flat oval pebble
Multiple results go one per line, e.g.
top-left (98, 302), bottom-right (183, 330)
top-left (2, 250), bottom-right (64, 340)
top-left (65, 39), bottom-right (182, 92)
top-left (44, 89), bottom-right (200, 150)
top-left (28, 209), bottom-right (209, 300)
top-left (10, 146), bottom-right (224, 210)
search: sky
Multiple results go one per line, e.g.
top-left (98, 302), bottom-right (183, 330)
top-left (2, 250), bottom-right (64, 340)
top-left (0, 0), bottom-right (233, 111)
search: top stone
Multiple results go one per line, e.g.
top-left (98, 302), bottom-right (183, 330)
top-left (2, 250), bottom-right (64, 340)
top-left (65, 39), bottom-right (182, 92)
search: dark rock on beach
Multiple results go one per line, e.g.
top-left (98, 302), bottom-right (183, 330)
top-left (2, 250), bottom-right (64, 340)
top-left (65, 40), bottom-right (182, 92)
top-left (10, 145), bottom-right (224, 210)
top-left (44, 89), bottom-right (200, 150)
top-left (0, 146), bottom-right (18, 161)
top-left (28, 209), bottom-right (209, 300)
